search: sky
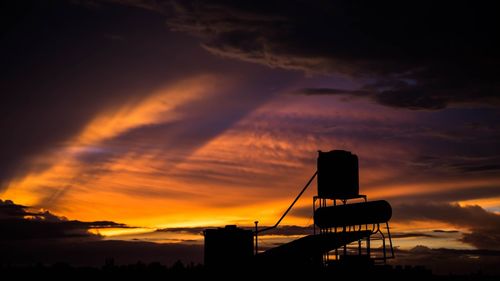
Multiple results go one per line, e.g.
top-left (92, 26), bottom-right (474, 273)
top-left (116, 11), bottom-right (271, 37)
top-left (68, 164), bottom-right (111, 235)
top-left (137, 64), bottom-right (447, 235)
top-left (1, 0), bottom-right (500, 274)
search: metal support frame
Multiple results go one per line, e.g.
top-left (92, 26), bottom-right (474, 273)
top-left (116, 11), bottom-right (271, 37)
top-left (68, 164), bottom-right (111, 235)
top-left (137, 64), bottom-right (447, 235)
top-left (253, 168), bottom-right (395, 266)
top-left (312, 194), bottom-right (394, 266)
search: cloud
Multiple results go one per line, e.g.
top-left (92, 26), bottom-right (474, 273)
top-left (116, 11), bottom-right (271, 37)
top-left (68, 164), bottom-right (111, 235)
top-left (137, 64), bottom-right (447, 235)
top-left (2, 67), bottom-right (293, 216)
top-left (2, 0), bottom-right (297, 206)
top-left (0, 0), bottom-right (186, 190)
top-left (391, 232), bottom-right (436, 239)
top-left (393, 246), bottom-right (500, 275)
top-left (0, 199), bottom-right (129, 240)
top-left (0, 199), bottom-right (28, 219)
top-left (393, 202), bottom-right (500, 249)
top-left (297, 88), bottom-right (370, 97)
top-left (393, 203), bottom-right (500, 228)
top-left (296, 86), bottom-right (449, 110)
top-left (433, 230), bottom-right (459, 233)
top-left (0, 199), bottom-right (202, 266)
top-left (157, 225), bottom-right (314, 236)
top-left (409, 155), bottom-right (500, 174)
top-left (389, 185), bottom-right (500, 204)
top-left (2, 0), bottom-right (284, 193)
top-left (23, 75), bottom-right (227, 206)
top-left (111, 0), bottom-right (500, 110)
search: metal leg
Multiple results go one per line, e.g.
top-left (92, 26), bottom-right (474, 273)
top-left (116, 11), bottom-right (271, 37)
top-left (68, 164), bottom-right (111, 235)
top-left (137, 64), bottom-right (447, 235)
top-left (379, 225), bottom-right (387, 264)
top-left (386, 222), bottom-right (394, 258)
top-left (367, 235), bottom-right (371, 258)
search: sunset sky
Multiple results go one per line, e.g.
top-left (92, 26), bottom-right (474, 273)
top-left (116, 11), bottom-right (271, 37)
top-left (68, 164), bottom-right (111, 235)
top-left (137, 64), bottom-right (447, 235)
top-left (2, 0), bottom-right (500, 273)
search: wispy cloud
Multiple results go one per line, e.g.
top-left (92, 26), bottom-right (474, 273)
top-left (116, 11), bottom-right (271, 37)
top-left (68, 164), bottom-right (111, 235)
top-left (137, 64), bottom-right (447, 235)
top-left (3, 75), bottom-right (227, 206)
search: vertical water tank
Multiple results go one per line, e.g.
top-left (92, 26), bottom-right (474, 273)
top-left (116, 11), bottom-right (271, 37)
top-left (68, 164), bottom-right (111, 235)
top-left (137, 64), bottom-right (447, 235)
top-left (204, 225), bottom-right (253, 269)
top-left (317, 150), bottom-right (359, 199)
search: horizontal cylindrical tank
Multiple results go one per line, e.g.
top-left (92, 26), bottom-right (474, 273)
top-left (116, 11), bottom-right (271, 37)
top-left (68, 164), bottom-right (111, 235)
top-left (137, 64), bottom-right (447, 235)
top-left (314, 200), bottom-right (392, 228)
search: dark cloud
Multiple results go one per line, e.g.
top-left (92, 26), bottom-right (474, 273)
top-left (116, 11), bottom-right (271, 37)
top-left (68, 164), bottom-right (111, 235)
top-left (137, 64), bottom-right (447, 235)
top-left (393, 202), bottom-right (498, 228)
top-left (298, 88), bottom-right (370, 97)
top-left (461, 231), bottom-right (500, 251)
top-left (0, 199), bottom-right (28, 219)
top-left (393, 203), bottom-right (500, 249)
top-left (433, 230), bottom-right (459, 233)
top-left (0, 199), bottom-right (200, 266)
top-left (156, 226), bottom-right (206, 235)
top-left (296, 86), bottom-right (449, 110)
top-left (391, 233), bottom-right (436, 239)
top-left (410, 155), bottom-right (500, 175)
top-left (157, 225), bottom-right (314, 236)
top-left (393, 246), bottom-right (500, 275)
top-left (388, 186), bottom-right (500, 204)
top-left (114, 0), bottom-right (500, 110)
top-left (0, 199), bottom-right (129, 239)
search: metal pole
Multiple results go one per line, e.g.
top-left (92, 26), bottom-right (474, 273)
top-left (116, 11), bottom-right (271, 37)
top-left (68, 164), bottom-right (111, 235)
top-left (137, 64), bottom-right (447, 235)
top-left (313, 197), bottom-right (316, 235)
top-left (254, 221), bottom-right (259, 255)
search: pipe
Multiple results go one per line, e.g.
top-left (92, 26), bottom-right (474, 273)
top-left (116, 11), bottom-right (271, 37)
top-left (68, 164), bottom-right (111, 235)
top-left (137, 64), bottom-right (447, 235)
top-left (256, 171), bottom-right (317, 234)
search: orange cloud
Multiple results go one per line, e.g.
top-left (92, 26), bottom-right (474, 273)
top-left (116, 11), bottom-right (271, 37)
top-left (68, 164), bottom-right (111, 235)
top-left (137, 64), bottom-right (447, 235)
top-left (2, 75), bottom-right (227, 209)
top-left (76, 75), bottom-right (221, 145)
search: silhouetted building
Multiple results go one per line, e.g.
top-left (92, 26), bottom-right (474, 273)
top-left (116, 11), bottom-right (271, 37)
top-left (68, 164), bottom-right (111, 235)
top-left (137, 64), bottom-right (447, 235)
top-left (203, 225), bottom-right (253, 269)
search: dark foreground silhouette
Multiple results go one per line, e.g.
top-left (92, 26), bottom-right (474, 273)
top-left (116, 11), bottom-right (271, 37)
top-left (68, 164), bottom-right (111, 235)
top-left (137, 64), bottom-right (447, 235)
top-left (1, 261), bottom-right (498, 281)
